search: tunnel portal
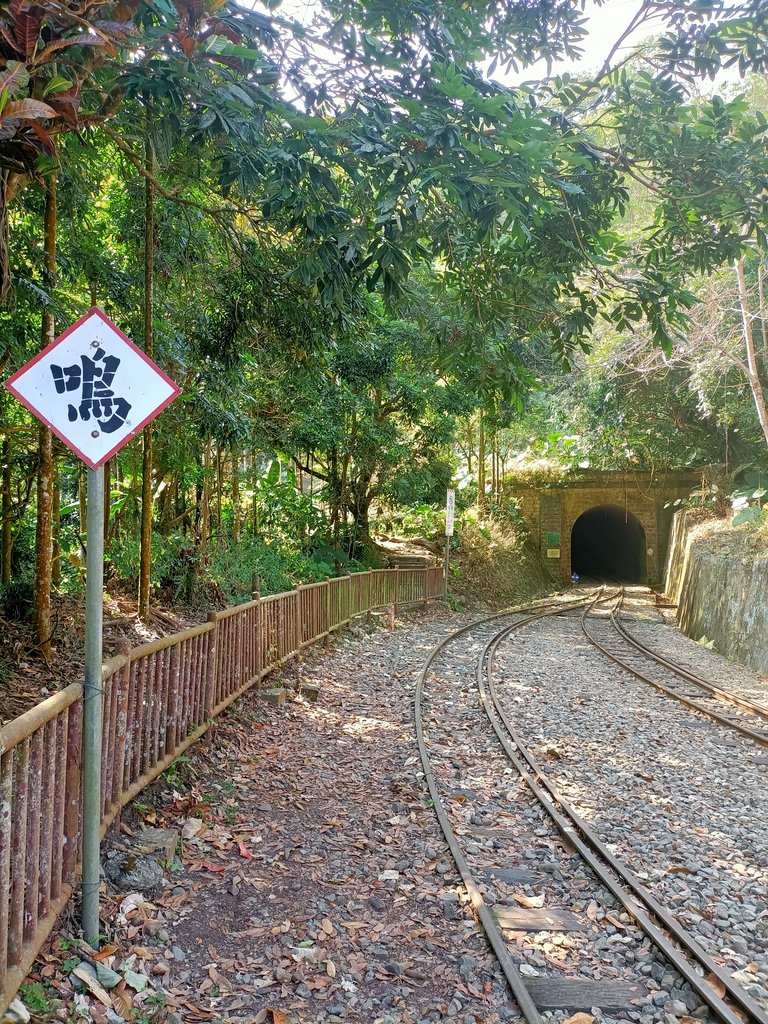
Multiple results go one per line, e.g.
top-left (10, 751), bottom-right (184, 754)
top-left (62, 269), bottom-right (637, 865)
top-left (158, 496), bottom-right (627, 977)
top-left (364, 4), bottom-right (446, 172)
top-left (570, 504), bottom-right (647, 583)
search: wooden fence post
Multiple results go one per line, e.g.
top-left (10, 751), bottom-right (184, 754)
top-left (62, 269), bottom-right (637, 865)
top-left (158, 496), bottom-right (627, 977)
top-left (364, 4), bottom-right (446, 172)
top-left (323, 580), bottom-right (331, 650)
top-left (205, 612), bottom-right (219, 716)
top-left (293, 585), bottom-right (302, 657)
top-left (112, 641), bottom-right (131, 816)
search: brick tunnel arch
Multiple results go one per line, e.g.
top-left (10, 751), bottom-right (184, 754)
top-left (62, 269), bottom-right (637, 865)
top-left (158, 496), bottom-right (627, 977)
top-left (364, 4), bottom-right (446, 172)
top-left (570, 504), bottom-right (647, 583)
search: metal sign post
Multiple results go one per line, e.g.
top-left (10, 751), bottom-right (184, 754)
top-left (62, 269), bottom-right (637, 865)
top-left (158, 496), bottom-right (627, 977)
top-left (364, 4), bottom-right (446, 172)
top-left (444, 488), bottom-right (455, 599)
top-left (82, 467), bottom-right (105, 942)
top-left (4, 308), bottom-right (179, 944)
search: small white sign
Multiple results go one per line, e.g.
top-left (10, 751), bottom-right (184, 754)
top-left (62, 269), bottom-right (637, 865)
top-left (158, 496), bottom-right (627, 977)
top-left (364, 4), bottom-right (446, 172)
top-left (445, 488), bottom-right (455, 537)
top-left (5, 308), bottom-right (180, 469)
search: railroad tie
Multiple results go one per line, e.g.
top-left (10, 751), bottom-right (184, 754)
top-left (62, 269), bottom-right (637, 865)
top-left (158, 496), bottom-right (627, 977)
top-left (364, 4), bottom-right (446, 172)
top-left (523, 978), bottom-right (645, 1011)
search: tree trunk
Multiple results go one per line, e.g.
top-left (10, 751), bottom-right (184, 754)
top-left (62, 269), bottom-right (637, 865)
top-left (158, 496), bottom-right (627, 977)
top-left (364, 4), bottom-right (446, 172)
top-left (735, 258), bottom-right (768, 449)
top-left (157, 472), bottom-right (173, 537)
top-left (477, 413), bottom-right (486, 512)
top-left (51, 463), bottom-right (61, 589)
top-left (216, 445), bottom-right (223, 541)
top-left (111, 458), bottom-right (122, 543)
top-left (35, 177), bottom-right (57, 662)
top-left (329, 448), bottom-right (341, 568)
top-left (491, 432), bottom-right (498, 499)
top-left (1, 435), bottom-right (11, 584)
top-left (758, 263), bottom-right (767, 360)
top-left (138, 139), bottom-right (155, 623)
top-left (231, 448), bottom-right (240, 545)
top-left (0, 169), bottom-right (10, 305)
top-left (78, 461), bottom-right (87, 562)
top-left (103, 459), bottom-right (111, 549)
top-left (348, 483), bottom-right (374, 556)
top-left (200, 441), bottom-right (211, 555)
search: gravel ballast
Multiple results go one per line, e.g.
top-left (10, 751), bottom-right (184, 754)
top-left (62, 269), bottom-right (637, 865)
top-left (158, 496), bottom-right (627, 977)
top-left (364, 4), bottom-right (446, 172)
top-left (492, 591), bottom-right (768, 1013)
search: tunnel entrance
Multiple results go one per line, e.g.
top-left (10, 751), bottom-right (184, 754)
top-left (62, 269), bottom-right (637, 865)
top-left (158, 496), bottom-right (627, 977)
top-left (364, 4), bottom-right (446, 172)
top-left (570, 505), bottom-right (647, 583)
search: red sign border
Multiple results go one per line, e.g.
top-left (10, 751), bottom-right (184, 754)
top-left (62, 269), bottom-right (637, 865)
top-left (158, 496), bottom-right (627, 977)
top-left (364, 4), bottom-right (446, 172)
top-left (4, 307), bottom-right (181, 470)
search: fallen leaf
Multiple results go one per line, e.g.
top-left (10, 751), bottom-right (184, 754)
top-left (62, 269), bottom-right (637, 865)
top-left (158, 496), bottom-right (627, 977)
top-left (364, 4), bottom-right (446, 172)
top-left (111, 981), bottom-right (133, 1017)
top-left (71, 965), bottom-right (112, 1008)
top-left (92, 945), bottom-right (118, 962)
top-left (238, 841), bottom-right (254, 860)
top-left (564, 1014), bottom-right (594, 1024)
top-left (706, 973), bottom-right (727, 999)
top-left (129, 946), bottom-right (155, 960)
top-left (118, 893), bottom-right (147, 919)
top-left (123, 969), bottom-right (149, 992)
top-left (326, 960), bottom-right (336, 978)
top-left (182, 818), bottom-right (204, 839)
top-left (207, 964), bottom-right (232, 991)
top-left (512, 893), bottom-right (545, 909)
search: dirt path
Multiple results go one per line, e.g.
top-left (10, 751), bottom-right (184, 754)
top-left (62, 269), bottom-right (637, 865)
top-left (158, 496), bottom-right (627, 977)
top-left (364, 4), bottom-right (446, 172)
top-left (102, 606), bottom-right (515, 1024)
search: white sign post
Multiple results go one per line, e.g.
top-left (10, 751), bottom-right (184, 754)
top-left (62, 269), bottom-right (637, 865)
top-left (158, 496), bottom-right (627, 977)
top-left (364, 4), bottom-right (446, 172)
top-left (5, 308), bottom-right (180, 943)
top-left (444, 488), bottom-right (455, 598)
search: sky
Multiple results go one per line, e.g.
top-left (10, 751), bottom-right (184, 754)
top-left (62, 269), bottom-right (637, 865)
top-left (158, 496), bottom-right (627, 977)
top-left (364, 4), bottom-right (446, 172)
top-left (499, 0), bottom-right (662, 84)
top-left (277, 0), bottom-right (664, 80)
top-left (266, 0), bottom-right (741, 96)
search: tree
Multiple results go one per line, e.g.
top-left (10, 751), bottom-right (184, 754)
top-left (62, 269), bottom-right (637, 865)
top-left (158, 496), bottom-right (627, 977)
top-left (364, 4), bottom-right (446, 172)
top-left (733, 255), bottom-right (768, 448)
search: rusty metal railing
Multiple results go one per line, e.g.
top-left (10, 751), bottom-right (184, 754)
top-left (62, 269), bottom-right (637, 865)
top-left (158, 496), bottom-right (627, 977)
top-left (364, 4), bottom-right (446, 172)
top-left (0, 565), bottom-right (444, 1012)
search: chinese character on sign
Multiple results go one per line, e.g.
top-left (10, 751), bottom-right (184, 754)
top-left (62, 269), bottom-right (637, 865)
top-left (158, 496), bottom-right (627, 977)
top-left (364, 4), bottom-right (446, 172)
top-left (50, 347), bottom-right (132, 433)
top-left (3, 308), bottom-right (180, 470)
top-left (445, 488), bottom-right (455, 537)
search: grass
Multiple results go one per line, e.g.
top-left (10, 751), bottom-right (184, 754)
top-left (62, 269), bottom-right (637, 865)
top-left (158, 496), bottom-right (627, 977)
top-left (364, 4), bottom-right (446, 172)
top-left (20, 981), bottom-right (56, 1015)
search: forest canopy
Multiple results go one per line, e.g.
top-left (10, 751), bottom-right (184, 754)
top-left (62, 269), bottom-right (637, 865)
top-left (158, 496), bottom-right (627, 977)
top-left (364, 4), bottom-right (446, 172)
top-left (2, 0), bottom-right (768, 656)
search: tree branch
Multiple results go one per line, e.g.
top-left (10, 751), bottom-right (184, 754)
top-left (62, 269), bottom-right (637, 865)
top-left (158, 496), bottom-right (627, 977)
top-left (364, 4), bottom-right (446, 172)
top-left (99, 125), bottom-right (264, 232)
top-left (292, 456), bottom-right (329, 483)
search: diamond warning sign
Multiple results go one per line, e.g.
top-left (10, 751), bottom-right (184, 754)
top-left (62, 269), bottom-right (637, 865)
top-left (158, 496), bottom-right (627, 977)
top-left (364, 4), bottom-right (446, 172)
top-left (4, 308), bottom-right (180, 469)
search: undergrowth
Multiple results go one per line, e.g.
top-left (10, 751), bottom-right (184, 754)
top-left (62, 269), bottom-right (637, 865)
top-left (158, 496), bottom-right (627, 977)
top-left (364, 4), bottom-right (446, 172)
top-left (451, 519), bottom-right (552, 608)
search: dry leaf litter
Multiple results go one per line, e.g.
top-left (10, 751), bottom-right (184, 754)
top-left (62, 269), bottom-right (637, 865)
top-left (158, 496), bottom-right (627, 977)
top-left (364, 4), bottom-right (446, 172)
top-left (20, 593), bottom-right (767, 1024)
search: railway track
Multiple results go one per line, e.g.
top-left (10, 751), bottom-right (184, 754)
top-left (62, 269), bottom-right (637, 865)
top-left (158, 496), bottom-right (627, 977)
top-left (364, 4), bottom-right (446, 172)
top-left (415, 594), bottom-right (768, 1024)
top-left (581, 590), bottom-right (768, 747)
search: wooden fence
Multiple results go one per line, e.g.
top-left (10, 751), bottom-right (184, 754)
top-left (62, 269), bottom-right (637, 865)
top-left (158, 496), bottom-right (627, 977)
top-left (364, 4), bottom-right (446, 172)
top-left (0, 566), bottom-right (444, 1012)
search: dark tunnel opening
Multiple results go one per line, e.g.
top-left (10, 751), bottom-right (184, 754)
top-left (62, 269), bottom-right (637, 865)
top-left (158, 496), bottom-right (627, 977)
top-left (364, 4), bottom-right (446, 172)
top-left (570, 505), bottom-right (647, 583)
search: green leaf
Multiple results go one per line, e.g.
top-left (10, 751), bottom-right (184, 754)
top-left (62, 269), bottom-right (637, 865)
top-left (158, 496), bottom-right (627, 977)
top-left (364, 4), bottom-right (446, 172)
top-left (553, 179), bottom-right (584, 195)
top-left (732, 507), bottom-right (761, 526)
top-left (0, 62), bottom-right (30, 105)
top-left (43, 75), bottom-right (73, 97)
top-left (217, 44), bottom-right (268, 63)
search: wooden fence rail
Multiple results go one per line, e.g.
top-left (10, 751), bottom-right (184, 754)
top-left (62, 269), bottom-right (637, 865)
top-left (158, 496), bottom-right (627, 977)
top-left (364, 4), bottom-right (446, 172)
top-left (0, 566), bottom-right (444, 1012)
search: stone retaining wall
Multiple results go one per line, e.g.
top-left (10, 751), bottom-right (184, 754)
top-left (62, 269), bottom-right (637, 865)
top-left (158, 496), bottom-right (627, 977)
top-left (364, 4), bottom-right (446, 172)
top-left (664, 511), bottom-right (768, 675)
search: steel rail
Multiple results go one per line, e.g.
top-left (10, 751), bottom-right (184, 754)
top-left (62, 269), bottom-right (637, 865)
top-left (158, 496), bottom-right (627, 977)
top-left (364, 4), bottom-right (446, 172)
top-left (413, 594), bottom-right (595, 1024)
top-left (581, 592), bottom-right (768, 748)
top-left (481, 615), bottom-right (768, 1024)
top-left (612, 594), bottom-right (768, 720)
